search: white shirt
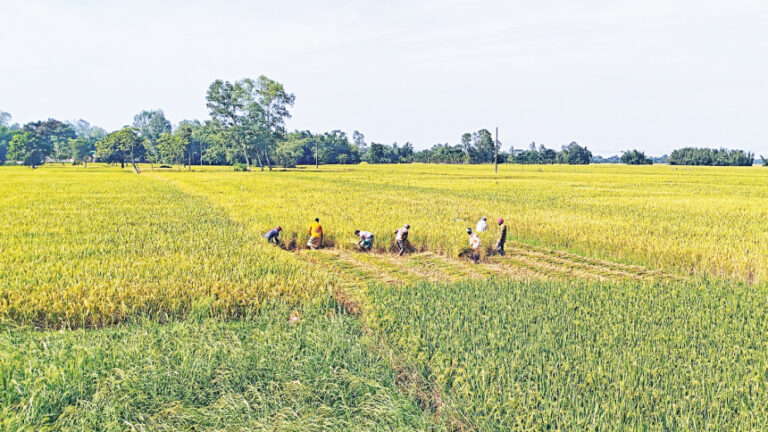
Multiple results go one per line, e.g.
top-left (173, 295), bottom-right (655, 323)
top-left (475, 219), bottom-right (487, 233)
top-left (469, 233), bottom-right (481, 249)
top-left (358, 231), bottom-right (374, 240)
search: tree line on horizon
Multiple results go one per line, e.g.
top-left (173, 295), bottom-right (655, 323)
top-left (1, 77), bottom-right (763, 170)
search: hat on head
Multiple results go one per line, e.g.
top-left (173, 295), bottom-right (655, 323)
top-left (497, 218), bottom-right (504, 224)
top-left (466, 228), bottom-right (472, 234)
top-left (277, 226), bottom-right (282, 231)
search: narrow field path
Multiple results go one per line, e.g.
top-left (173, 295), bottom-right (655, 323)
top-left (506, 240), bottom-right (674, 280)
top-left (302, 243), bottom-right (668, 294)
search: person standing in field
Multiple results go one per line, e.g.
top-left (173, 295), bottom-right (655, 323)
top-left (467, 228), bottom-right (482, 263)
top-left (307, 218), bottom-right (324, 250)
top-left (264, 226), bottom-right (282, 245)
top-left (495, 218), bottom-right (507, 256)
top-left (394, 224), bottom-right (410, 256)
top-left (355, 230), bottom-right (374, 251)
top-left (476, 216), bottom-right (487, 233)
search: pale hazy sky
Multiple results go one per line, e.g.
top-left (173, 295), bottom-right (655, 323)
top-left (1, 0), bottom-right (767, 156)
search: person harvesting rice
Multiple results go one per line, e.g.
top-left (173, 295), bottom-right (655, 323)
top-left (476, 216), bottom-right (487, 233)
top-left (355, 230), bottom-right (374, 251)
top-left (307, 218), bottom-right (324, 250)
top-left (467, 228), bottom-right (482, 263)
top-left (264, 226), bottom-right (282, 245)
top-left (394, 224), bottom-right (410, 256)
top-left (495, 218), bottom-right (507, 256)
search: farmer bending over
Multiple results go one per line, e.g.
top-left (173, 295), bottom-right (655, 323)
top-left (264, 226), bottom-right (282, 245)
top-left (394, 223), bottom-right (410, 256)
top-left (307, 218), bottom-right (324, 250)
top-left (355, 230), bottom-right (374, 251)
top-left (467, 228), bottom-right (481, 263)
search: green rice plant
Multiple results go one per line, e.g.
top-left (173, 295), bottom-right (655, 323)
top-left (367, 278), bottom-right (768, 431)
top-left (0, 298), bottom-right (442, 431)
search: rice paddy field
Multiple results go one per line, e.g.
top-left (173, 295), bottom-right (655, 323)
top-left (1, 163), bottom-right (767, 431)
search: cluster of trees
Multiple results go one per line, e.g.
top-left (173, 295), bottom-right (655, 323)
top-left (274, 128), bottom-right (502, 166)
top-left (0, 76), bottom-right (295, 173)
top-left (2, 76), bottom-right (764, 170)
top-left (0, 112), bottom-right (19, 165)
top-left (411, 130), bottom-right (500, 164)
top-left (619, 150), bottom-right (653, 165)
top-left (0, 114), bottom-right (107, 168)
top-left (97, 77), bottom-right (301, 173)
top-left (498, 142), bottom-right (592, 165)
top-left (275, 130), bottom-right (362, 166)
top-left (667, 148), bottom-right (754, 166)
top-left (273, 130), bottom-right (419, 167)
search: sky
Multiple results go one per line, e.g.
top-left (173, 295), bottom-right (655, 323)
top-left (1, 0), bottom-right (767, 156)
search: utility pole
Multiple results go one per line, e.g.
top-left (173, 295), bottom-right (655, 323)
top-left (315, 137), bottom-right (319, 169)
top-left (494, 127), bottom-right (499, 174)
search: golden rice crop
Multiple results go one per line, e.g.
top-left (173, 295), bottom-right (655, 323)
top-left (151, 163), bottom-right (768, 282)
top-left (0, 166), bottom-right (335, 328)
top-left (3, 163), bottom-right (765, 328)
top-left (3, 163), bottom-right (767, 430)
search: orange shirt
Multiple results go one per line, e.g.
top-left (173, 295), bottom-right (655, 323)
top-left (309, 222), bottom-right (323, 238)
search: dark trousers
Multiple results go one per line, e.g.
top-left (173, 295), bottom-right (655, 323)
top-left (397, 240), bottom-right (407, 255)
top-left (470, 250), bottom-right (480, 263)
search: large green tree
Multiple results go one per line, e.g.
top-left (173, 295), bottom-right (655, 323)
top-left (133, 110), bottom-right (171, 165)
top-left (156, 132), bottom-right (187, 170)
top-left (67, 119), bottom-right (106, 166)
top-left (0, 123), bottom-right (20, 165)
top-left (275, 131), bottom-right (312, 168)
top-left (70, 138), bottom-right (94, 166)
top-left (95, 127), bottom-right (145, 173)
top-left (474, 129), bottom-right (495, 163)
top-left (460, 133), bottom-right (474, 163)
top-left (196, 121), bottom-right (229, 165)
top-left (352, 130), bottom-right (367, 153)
top-left (7, 132), bottom-right (41, 167)
top-left (620, 149), bottom-right (653, 165)
top-left (176, 120), bottom-right (205, 167)
top-left (255, 75), bottom-right (296, 170)
top-left (206, 76), bottom-right (294, 171)
top-left (6, 119), bottom-right (75, 167)
top-left (557, 142), bottom-right (592, 164)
